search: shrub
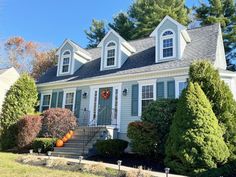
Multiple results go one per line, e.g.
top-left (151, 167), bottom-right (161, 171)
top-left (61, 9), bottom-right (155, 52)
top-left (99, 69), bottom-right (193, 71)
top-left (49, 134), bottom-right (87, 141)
top-left (32, 138), bottom-right (56, 152)
top-left (165, 82), bottom-right (229, 175)
top-left (0, 74), bottom-right (38, 150)
top-left (17, 114), bottom-right (42, 149)
top-left (189, 61), bottom-right (236, 158)
top-left (142, 99), bottom-right (177, 157)
top-left (41, 108), bottom-right (76, 138)
top-left (95, 139), bottom-right (128, 157)
top-left (127, 121), bottom-right (158, 158)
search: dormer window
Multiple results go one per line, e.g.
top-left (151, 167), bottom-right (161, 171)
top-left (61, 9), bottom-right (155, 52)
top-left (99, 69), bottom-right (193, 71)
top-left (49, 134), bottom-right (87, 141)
top-left (61, 50), bottom-right (71, 73)
top-left (160, 30), bottom-right (176, 60)
top-left (105, 42), bottom-right (116, 67)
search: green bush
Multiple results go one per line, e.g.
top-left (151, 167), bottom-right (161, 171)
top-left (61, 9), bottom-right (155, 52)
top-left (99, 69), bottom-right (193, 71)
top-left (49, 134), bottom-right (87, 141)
top-left (127, 121), bottom-right (158, 158)
top-left (95, 139), bottom-right (128, 157)
top-left (141, 99), bottom-right (178, 157)
top-left (165, 82), bottom-right (229, 175)
top-left (32, 138), bottom-right (56, 153)
top-left (0, 74), bottom-right (38, 150)
top-left (189, 61), bottom-right (236, 158)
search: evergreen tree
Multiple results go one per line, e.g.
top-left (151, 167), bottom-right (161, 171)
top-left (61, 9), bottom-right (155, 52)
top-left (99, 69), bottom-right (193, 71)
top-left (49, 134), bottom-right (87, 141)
top-left (85, 19), bottom-right (107, 48)
top-left (109, 12), bottom-right (135, 41)
top-left (165, 82), bottom-right (229, 175)
top-left (128, 0), bottom-right (189, 39)
top-left (189, 61), bottom-right (236, 159)
top-left (0, 73), bottom-right (38, 150)
top-left (195, 0), bottom-right (236, 53)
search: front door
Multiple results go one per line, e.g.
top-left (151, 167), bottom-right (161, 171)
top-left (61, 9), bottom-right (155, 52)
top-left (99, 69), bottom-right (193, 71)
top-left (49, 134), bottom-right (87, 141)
top-left (97, 87), bottom-right (113, 125)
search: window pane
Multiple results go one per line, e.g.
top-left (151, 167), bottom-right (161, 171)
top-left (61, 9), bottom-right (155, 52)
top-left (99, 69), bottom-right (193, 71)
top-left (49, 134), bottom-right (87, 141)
top-left (43, 95), bottom-right (50, 106)
top-left (107, 58), bottom-right (115, 66)
top-left (65, 105), bottom-right (73, 111)
top-left (142, 100), bottom-right (153, 112)
top-left (63, 51), bottom-right (70, 55)
top-left (107, 42), bottom-right (116, 47)
top-left (107, 49), bottom-right (115, 57)
top-left (65, 93), bottom-right (74, 104)
top-left (142, 85), bottom-right (153, 99)
top-left (179, 82), bottom-right (187, 96)
top-left (163, 39), bottom-right (173, 48)
top-left (62, 65), bottom-right (69, 73)
top-left (163, 31), bottom-right (173, 36)
top-left (63, 58), bottom-right (70, 65)
top-left (163, 48), bottom-right (173, 58)
top-left (42, 106), bottom-right (49, 112)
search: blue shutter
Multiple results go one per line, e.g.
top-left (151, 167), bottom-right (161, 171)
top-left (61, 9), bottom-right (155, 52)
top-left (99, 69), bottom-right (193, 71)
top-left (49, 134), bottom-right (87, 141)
top-left (131, 84), bottom-right (139, 116)
top-left (57, 91), bottom-right (64, 108)
top-left (156, 82), bottom-right (165, 99)
top-left (51, 92), bottom-right (58, 108)
top-left (74, 90), bottom-right (82, 118)
top-left (167, 81), bottom-right (175, 99)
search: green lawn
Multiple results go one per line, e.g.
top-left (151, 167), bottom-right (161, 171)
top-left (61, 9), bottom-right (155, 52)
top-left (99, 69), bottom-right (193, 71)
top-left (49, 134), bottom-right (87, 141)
top-left (0, 152), bottom-right (100, 177)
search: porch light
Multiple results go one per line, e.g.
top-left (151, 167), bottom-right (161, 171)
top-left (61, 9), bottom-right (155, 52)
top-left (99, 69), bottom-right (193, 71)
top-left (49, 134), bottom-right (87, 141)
top-left (83, 92), bottom-right (88, 99)
top-left (164, 167), bottom-right (170, 177)
top-left (117, 160), bottom-right (122, 171)
top-left (79, 156), bottom-right (83, 164)
top-left (122, 88), bottom-right (128, 96)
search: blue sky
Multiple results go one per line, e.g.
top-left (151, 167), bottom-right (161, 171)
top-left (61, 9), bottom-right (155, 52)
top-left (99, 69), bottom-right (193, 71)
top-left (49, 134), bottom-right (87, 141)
top-left (0, 0), bottom-right (198, 48)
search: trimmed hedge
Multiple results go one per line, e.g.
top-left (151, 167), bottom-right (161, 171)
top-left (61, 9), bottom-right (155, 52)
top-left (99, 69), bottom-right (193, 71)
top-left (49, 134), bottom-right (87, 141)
top-left (17, 114), bottom-right (42, 149)
top-left (32, 138), bottom-right (56, 153)
top-left (95, 139), bottom-right (128, 157)
top-left (41, 108), bottom-right (76, 138)
top-left (165, 82), bottom-right (229, 175)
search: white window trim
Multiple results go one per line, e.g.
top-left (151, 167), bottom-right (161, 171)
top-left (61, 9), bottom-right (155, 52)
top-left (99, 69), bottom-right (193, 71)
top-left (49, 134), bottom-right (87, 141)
top-left (60, 50), bottom-right (71, 74)
top-left (89, 83), bottom-right (122, 131)
top-left (160, 29), bottom-right (176, 60)
top-left (63, 88), bottom-right (76, 112)
top-left (174, 76), bottom-right (188, 98)
top-left (138, 79), bottom-right (157, 116)
top-left (104, 41), bottom-right (117, 68)
top-left (40, 91), bottom-right (52, 112)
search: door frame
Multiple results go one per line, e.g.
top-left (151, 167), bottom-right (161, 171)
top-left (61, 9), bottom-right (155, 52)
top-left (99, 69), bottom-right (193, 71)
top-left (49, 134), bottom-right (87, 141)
top-left (89, 83), bottom-right (122, 130)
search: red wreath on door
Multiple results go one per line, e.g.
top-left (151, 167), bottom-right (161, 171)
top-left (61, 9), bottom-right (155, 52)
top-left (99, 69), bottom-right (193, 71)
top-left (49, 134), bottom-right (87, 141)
top-left (101, 88), bottom-right (110, 100)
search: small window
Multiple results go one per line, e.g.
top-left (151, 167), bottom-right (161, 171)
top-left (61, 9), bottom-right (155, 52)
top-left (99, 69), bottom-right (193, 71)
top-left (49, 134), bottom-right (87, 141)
top-left (161, 30), bottom-right (175, 59)
top-left (42, 94), bottom-right (51, 111)
top-left (64, 92), bottom-right (75, 111)
top-left (105, 42), bottom-right (116, 67)
top-left (61, 51), bottom-right (71, 73)
top-left (141, 85), bottom-right (154, 112)
top-left (179, 82), bottom-right (187, 96)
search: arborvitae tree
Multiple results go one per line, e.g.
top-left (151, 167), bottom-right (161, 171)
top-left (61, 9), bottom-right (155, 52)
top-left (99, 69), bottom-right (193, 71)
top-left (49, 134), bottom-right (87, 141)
top-left (0, 73), bottom-right (38, 150)
top-left (84, 19), bottom-right (107, 48)
top-left (165, 82), bottom-right (229, 175)
top-left (109, 12), bottom-right (135, 41)
top-left (128, 0), bottom-right (189, 39)
top-left (195, 0), bottom-right (236, 53)
top-left (189, 61), bottom-right (236, 159)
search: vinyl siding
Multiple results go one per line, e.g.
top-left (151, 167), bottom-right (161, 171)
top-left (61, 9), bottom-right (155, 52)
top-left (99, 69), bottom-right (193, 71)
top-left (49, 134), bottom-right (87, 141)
top-left (58, 42), bottom-right (73, 76)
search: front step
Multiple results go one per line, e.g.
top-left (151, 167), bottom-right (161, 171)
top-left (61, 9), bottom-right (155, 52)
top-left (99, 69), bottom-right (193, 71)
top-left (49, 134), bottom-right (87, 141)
top-left (52, 127), bottom-right (106, 157)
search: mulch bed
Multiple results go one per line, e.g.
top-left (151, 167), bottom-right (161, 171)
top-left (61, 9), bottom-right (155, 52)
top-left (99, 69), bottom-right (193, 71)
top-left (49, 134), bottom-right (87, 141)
top-left (86, 153), bottom-right (165, 172)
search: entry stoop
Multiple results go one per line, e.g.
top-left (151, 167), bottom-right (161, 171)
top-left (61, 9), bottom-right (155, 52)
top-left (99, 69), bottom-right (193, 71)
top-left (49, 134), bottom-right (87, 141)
top-left (52, 126), bottom-right (106, 158)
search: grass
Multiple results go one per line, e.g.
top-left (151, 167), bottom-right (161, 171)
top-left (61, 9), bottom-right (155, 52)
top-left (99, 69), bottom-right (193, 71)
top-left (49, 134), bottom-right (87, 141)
top-left (0, 152), bottom-right (101, 177)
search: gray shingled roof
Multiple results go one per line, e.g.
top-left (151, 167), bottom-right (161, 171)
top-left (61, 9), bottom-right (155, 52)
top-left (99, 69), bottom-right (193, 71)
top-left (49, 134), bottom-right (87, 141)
top-left (37, 24), bottom-right (219, 84)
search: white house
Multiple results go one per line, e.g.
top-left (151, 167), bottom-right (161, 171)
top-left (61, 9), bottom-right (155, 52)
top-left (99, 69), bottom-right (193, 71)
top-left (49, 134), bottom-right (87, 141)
top-left (0, 67), bottom-right (19, 112)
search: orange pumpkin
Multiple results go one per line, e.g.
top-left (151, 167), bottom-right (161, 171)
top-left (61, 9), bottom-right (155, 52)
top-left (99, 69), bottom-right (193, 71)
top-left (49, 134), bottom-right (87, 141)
top-left (69, 130), bottom-right (74, 136)
top-left (66, 133), bottom-right (71, 139)
top-left (62, 136), bottom-right (68, 143)
top-left (56, 139), bottom-right (64, 147)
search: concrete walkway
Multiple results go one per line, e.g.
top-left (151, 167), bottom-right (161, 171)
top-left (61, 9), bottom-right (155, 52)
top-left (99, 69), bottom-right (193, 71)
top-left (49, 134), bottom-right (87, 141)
top-left (38, 155), bottom-right (187, 177)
